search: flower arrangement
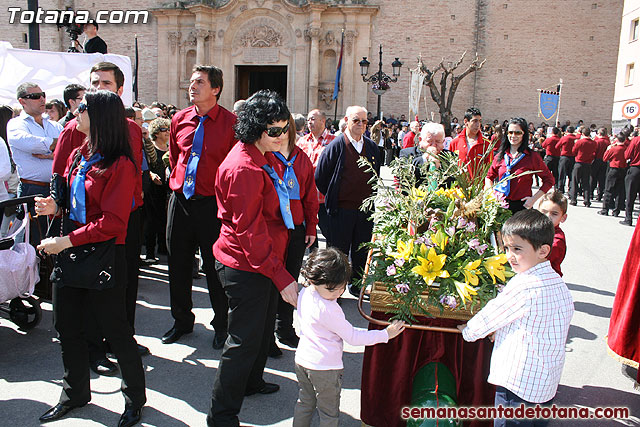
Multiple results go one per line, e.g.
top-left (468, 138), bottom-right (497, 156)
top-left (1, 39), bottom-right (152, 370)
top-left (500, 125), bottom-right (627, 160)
top-left (359, 152), bottom-right (514, 323)
top-left (371, 80), bottom-right (390, 92)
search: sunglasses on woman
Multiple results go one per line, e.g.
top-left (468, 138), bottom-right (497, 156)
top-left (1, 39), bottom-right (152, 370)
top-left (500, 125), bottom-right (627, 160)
top-left (507, 130), bottom-right (524, 136)
top-left (21, 92), bottom-right (46, 100)
top-left (265, 122), bottom-right (289, 138)
top-left (77, 103), bottom-right (87, 114)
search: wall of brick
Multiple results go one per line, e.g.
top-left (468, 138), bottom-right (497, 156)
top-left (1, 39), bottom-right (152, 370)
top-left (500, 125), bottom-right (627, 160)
top-left (0, 0), bottom-right (623, 127)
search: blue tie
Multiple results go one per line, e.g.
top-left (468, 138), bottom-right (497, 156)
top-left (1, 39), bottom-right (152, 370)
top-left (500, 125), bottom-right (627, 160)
top-left (261, 164), bottom-right (295, 230)
top-left (69, 153), bottom-right (103, 224)
top-left (183, 115), bottom-right (207, 199)
top-left (273, 152), bottom-right (300, 200)
top-left (494, 152), bottom-right (525, 198)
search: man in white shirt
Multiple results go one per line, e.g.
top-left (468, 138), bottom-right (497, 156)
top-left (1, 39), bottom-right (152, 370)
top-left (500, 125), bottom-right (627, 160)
top-left (7, 82), bottom-right (63, 241)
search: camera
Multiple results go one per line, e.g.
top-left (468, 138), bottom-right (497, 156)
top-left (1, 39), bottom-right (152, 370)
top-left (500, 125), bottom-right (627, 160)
top-left (56, 17), bottom-right (84, 52)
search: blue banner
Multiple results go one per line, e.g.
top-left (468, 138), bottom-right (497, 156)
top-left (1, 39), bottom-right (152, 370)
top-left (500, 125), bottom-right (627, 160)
top-left (332, 30), bottom-right (344, 100)
top-left (539, 91), bottom-right (559, 121)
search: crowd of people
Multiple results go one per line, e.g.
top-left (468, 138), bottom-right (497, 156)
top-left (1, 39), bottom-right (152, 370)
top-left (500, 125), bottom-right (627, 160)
top-left (1, 59), bottom-right (640, 427)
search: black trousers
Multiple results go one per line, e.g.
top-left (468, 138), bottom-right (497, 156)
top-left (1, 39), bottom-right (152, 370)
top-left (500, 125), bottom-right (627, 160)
top-left (507, 199), bottom-right (526, 214)
top-left (625, 166), bottom-right (640, 221)
top-left (144, 185), bottom-right (168, 257)
top-left (318, 203), bottom-right (330, 246)
top-left (207, 262), bottom-right (279, 427)
top-left (557, 156), bottom-right (574, 193)
top-left (86, 208), bottom-right (141, 361)
top-left (166, 192), bottom-right (228, 333)
top-left (603, 167), bottom-right (626, 212)
top-left (329, 208), bottom-right (373, 284)
top-left (570, 162), bottom-right (592, 205)
top-left (53, 246), bottom-right (146, 408)
top-left (276, 224), bottom-right (305, 335)
top-left (590, 159), bottom-right (606, 199)
top-left (543, 155), bottom-right (559, 188)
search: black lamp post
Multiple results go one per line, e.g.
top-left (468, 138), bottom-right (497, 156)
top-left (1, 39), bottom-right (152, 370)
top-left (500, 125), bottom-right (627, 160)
top-left (360, 44), bottom-right (402, 119)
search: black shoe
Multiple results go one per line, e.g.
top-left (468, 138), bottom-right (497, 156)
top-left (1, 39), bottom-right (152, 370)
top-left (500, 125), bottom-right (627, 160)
top-left (612, 210), bottom-right (620, 217)
top-left (597, 210), bottom-right (608, 216)
top-left (268, 341), bottom-right (283, 358)
top-left (212, 332), bottom-right (227, 350)
top-left (584, 202), bottom-right (591, 207)
top-left (276, 332), bottom-right (300, 348)
top-left (39, 403), bottom-right (85, 423)
top-left (161, 326), bottom-right (193, 344)
top-left (620, 219), bottom-right (633, 226)
top-left (90, 358), bottom-right (118, 376)
top-left (245, 382), bottom-right (280, 396)
top-left (569, 201), bottom-right (577, 206)
top-left (137, 344), bottom-right (150, 356)
top-left (118, 406), bottom-right (142, 427)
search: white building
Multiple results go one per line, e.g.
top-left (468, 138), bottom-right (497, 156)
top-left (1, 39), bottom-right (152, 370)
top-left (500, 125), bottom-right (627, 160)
top-left (612, 0), bottom-right (640, 134)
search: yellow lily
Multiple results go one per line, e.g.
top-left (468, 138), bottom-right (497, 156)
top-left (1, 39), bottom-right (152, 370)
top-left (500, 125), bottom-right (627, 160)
top-left (484, 253), bottom-right (508, 284)
top-left (411, 247), bottom-right (450, 285)
top-left (432, 229), bottom-right (448, 251)
top-left (454, 280), bottom-right (478, 303)
top-left (462, 259), bottom-right (481, 287)
top-left (454, 280), bottom-right (478, 304)
top-left (391, 239), bottom-right (414, 260)
top-left (410, 187), bottom-right (427, 202)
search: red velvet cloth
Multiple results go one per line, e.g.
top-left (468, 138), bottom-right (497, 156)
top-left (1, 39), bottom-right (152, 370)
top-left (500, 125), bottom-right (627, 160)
top-left (607, 220), bottom-right (640, 381)
top-left (361, 312), bottom-right (495, 427)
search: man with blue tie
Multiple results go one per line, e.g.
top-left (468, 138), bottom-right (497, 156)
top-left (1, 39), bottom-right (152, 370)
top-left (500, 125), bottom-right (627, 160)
top-left (162, 65), bottom-right (237, 347)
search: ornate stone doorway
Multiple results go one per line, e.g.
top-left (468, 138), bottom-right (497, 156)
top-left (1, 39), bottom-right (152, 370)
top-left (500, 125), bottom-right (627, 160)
top-left (235, 65), bottom-right (287, 101)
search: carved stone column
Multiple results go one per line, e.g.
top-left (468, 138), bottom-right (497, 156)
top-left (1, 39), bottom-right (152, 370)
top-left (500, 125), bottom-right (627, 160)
top-left (166, 31), bottom-right (182, 106)
top-left (307, 27), bottom-right (321, 110)
top-left (195, 28), bottom-right (211, 65)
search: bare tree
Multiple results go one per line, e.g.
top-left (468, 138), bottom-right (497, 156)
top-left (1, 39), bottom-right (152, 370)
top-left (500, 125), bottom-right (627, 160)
top-left (418, 51), bottom-right (486, 132)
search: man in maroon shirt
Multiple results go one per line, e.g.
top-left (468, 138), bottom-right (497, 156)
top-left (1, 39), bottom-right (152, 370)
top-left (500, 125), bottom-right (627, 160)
top-left (570, 127), bottom-right (597, 207)
top-left (162, 65), bottom-right (237, 347)
top-left (622, 133), bottom-right (640, 226)
top-left (401, 121), bottom-right (420, 149)
top-left (449, 107), bottom-right (493, 180)
top-left (52, 62), bottom-right (147, 375)
top-left (599, 133), bottom-right (627, 217)
top-left (542, 126), bottom-right (562, 187)
top-left (556, 126), bottom-right (578, 193)
top-left (590, 128), bottom-right (610, 201)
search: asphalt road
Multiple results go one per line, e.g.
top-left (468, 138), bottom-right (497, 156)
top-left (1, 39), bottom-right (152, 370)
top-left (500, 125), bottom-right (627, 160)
top-left (1, 165), bottom-right (639, 426)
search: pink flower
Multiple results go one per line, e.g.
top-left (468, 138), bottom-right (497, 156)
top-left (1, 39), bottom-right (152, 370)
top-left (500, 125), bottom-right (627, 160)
top-left (440, 295), bottom-right (458, 309)
top-left (457, 217), bottom-right (468, 229)
top-left (396, 283), bottom-right (410, 294)
top-left (476, 243), bottom-right (488, 256)
top-left (386, 264), bottom-right (397, 276)
top-left (465, 221), bottom-right (476, 233)
top-left (394, 258), bottom-right (405, 267)
top-left (468, 238), bottom-right (480, 250)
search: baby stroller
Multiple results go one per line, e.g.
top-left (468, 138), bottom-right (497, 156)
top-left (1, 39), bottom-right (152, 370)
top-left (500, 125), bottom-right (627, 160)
top-left (0, 195), bottom-right (42, 330)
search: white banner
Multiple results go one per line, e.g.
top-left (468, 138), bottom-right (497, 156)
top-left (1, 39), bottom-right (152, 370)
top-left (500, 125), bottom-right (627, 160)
top-left (408, 69), bottom-right (424, 121)
top-left (0, 42), bottom-right (133, 108)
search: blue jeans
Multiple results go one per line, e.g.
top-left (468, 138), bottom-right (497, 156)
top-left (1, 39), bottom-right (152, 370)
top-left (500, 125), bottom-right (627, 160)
top-left (494, 386), bottom-right (553, 427)
top-left (17, 181), bottom-right (51, 245)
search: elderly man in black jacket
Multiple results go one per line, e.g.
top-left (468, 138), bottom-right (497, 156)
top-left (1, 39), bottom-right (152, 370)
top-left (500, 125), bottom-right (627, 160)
top-left (315, 105), bottom-right (380, 297)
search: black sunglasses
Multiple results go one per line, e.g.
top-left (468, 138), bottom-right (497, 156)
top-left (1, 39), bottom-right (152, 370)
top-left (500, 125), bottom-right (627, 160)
top-left (77, 103), bottom-right (87, 114)
top-left (265, 122), bottom-right (289, 138)
top-left (158, 127), bottom-right (169, 132)
top-left (21, 92), bottom-right (46, 100)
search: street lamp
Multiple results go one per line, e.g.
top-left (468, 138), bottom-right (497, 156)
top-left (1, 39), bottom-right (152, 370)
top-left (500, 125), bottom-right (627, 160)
top-left (360, 44), bottom-right (402, 119)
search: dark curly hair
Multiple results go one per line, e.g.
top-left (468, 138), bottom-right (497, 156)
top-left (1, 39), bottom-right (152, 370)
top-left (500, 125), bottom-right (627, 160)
top-left (497, 117), bottom-right (530, 159)
top-left (300, 248), bottom-right (352, 291)
top-left (234, 90), bottom-right (290, 144)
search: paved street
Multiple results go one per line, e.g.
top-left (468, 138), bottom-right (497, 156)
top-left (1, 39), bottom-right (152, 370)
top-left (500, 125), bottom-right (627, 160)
top-left (1, 165), bottom-right (640, 426)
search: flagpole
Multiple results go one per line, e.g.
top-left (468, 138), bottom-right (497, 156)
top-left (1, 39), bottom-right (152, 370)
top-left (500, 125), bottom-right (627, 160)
top-left (333, 29), bottom-right (345, 123)
top-left (133, 34), bottom-right (139, 102)
top-left (555, 79), bottom-right (563, 127)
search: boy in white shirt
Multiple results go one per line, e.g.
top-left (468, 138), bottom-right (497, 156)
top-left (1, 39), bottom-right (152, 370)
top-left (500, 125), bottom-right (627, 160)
top-left (458, 209), bottom-right (574, 427)
top-left (294, 247), bottom-right (404, 427)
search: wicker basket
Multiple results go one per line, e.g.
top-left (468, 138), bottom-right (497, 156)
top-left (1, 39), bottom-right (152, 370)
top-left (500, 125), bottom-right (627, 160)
top-left (369, 281), bottom-right (479, 321)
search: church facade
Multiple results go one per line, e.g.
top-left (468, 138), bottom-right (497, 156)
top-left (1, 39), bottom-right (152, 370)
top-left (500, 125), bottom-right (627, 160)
top-left (0, 0), bottom-right (624, 126)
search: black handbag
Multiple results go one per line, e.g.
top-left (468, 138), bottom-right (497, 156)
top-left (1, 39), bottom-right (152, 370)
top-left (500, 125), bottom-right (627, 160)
top-left (50, 153), bottom-right (116, 290)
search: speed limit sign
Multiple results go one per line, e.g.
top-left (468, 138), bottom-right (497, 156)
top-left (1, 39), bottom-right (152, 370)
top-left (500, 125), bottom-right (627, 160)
top-left (622, 100), bottom-right (640, 119)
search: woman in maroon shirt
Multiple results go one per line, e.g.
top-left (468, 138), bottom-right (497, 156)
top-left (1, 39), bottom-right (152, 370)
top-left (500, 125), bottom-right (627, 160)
top-left (35, 91), bottom-right (145, 427)
top-left (207, 90), bottom-right (298, 426)
top-left (486, 117), bottom-right (554, 213)
top-left (269, 114), bottom-right (319, 355)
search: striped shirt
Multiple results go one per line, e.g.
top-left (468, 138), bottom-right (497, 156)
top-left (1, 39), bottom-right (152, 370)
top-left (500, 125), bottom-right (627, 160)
top-left (462, 261), bottom-right (574, 403)
top-left (297, 129), bottom-right (336, 204)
